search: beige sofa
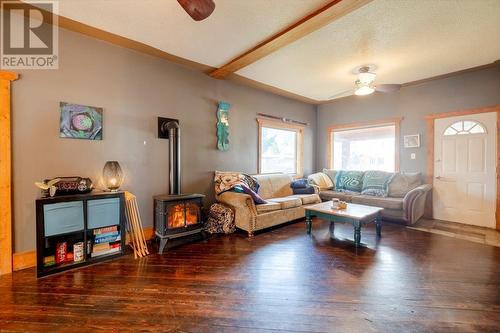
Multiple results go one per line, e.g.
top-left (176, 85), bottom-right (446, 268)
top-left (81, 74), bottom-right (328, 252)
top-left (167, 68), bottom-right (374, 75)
top-left (308, 170), bottom-right (431, 225)
top-left (217, 174), bottom-right (321, 237)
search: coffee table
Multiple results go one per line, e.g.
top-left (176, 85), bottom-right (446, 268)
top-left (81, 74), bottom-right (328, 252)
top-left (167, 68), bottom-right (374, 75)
top-left (305, 202), bottom-right (383, 247)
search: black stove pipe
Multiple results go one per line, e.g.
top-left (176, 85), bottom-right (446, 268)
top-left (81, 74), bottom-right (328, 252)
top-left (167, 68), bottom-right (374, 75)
top-left (162, 121), bottom-right (181, 195)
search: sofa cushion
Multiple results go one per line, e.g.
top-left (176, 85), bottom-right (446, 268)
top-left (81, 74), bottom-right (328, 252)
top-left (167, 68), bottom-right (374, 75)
top-left (361, 171), bottom-right (395, 197)
top-left (336, 170), bottom-right (364, 193)
top-left (388, 172), bottom-right (422, 198)
top-left (322, 169), bottom-right (337, 189)
top-left (289, 194), bottom-right (321, 205)
top-left (268, 196), bottom-right (303, 209)
top-left (351, 195), bottom-right (403, 210)
top-left (318, 190), bottom-right (356, 202)
top-left (307, 172), bottom-right (333, 190)
top-left (256, 202), bottom-right (281, 214)
top-left (253, 174), bottom-right (294, 199)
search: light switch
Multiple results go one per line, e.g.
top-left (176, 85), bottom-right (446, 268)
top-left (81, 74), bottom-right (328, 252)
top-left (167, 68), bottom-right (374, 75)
top-left (410, 153), bottom-right (416, 160)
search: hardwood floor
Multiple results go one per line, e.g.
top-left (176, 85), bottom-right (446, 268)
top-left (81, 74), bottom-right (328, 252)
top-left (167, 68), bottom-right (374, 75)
top-left (1, 219), bottom-right (499, 332)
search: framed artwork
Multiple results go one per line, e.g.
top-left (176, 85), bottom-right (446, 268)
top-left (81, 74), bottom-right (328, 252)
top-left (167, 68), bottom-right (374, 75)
top-left (404, 134), bottom-right (420, 148)
top-left (216, 101), bottom-right (230, 151)
top-left (59, 102), bottom-right (103, 140)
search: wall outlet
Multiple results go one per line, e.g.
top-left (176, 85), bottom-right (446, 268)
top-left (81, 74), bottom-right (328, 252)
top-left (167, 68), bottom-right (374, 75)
top-left (410, 153), bottom-right (416, 160)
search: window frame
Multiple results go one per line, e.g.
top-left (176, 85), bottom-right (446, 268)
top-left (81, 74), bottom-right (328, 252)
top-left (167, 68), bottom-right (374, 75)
top-left (327, 117), bottom-right (402, 172)
top-left (257, 118), bottom-right (304, 177)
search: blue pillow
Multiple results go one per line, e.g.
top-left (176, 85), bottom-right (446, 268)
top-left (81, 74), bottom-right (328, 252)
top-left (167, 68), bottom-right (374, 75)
top-left (335, 170), bottom-right (364, 193)
top-left (290, 179), bottom-right (308, 189)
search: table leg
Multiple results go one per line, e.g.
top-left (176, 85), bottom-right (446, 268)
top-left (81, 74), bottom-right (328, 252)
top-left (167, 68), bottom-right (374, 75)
top-left (329, 220), bottom-right (335, 237)
top-left (354, 225), bottom-right (361, 247)
top-left (306, 211), bottom-right (312, 234)
top-left (376, 213), bottom-right (382, 238)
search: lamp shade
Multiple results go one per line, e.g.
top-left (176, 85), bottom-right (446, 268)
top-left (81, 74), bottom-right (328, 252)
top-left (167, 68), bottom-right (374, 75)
top-left (103, 161), bottom-right (124, 191)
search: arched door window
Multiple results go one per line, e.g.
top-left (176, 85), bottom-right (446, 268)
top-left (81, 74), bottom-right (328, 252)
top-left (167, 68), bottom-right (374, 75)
top-left (443, 120), bottom-right (486, 136)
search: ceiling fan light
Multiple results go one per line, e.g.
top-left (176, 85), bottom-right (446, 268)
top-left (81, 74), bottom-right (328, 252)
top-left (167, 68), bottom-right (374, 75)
top-left (354, 85), bottom-right (375, 96)
top-left (358, 71), bottom-right (376, 84)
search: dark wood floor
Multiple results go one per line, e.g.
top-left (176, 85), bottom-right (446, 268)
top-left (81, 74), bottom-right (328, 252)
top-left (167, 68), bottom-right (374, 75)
top-left (1, 219), bottom-right (499, 333)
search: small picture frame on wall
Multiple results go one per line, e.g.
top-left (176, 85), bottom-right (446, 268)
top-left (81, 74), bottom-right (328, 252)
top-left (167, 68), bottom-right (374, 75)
top-left (404, 134), bottom-right (420, 148)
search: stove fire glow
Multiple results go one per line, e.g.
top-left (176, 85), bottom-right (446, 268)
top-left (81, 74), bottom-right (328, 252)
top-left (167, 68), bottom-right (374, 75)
top-left (167, 202), bottom-right (199, 229)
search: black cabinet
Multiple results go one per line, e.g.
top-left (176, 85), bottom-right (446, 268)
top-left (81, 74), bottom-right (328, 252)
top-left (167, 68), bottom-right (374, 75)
top-left (36, 191), bottom-right (125, 277)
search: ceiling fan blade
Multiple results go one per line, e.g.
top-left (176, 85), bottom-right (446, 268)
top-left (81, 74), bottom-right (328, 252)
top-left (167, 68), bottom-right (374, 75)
top-left (375, 84), bottom-right (402, 93)
top-left (177, 0), bottom-right (215, 21)
top-left (327, 89), bottom-right (354, 100)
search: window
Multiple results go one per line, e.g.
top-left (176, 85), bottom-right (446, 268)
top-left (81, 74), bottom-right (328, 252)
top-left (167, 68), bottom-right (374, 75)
top-left (444, 120), bottom-right (486, 136)
top-left (258, 119), bottom-right (303, 176)
top-left (329, 120), bottom-right (400, 172)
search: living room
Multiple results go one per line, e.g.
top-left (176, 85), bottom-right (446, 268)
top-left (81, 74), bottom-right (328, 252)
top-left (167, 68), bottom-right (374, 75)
top-left (0, 0), bottom-right (499, 332)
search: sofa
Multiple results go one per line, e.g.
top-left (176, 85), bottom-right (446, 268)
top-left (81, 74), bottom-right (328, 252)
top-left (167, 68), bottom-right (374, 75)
top-left (307, 169), bottom-right (431, 225)
top-left (217, 173), bottom-right (321, 237)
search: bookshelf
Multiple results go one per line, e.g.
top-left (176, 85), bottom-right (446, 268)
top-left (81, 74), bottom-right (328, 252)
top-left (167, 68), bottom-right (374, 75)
top-left (36, 191), bottom-right (126, 278)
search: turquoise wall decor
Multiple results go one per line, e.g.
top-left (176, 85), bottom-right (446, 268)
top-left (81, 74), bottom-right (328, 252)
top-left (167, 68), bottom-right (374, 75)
top-left (216, 101), bottom-right (230, 151)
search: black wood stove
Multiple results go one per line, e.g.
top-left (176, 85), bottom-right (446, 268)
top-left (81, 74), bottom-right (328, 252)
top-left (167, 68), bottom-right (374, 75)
top-left (155, 118), bottom-right (205, 253)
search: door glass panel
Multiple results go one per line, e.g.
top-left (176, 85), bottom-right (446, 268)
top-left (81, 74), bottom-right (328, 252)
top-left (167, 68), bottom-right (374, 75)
top-left (444, 121), bottom-right (486, 136)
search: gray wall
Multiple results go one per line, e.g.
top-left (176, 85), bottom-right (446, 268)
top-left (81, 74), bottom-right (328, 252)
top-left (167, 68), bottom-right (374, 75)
top-left (12, 28), bottom-right (316, 252)
top-left (317, 66), bottom-right (500, 176)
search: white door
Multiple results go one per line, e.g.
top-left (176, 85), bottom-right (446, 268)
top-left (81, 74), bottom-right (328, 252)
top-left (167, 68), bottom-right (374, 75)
top-left (433, 112), bottom-right (497, 228)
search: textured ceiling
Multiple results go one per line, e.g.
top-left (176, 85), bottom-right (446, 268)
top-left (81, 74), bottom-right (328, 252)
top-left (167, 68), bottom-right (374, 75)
top-left (237, 0), bottom-right (500, 100)
top-left (53, 0), bottom-right (329, 67)
top-left (42, 0), bottom-right (500, 102)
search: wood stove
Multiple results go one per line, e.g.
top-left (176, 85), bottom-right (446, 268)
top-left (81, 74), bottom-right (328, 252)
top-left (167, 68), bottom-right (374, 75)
top-left (155, 117), bottom-right (205, 253)
top-left (154, 194), bottom-right (205, 253)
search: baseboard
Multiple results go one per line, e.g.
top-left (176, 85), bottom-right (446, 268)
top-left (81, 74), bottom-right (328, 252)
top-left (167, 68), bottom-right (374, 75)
top-left (13, 251), bottom-right (36, 271)
top-left (12, 227), bottom-right (154, 271)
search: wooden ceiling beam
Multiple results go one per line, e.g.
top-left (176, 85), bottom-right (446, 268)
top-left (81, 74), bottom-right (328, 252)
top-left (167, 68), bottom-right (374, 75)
top-left (209, 0), bottom-right (373, 79)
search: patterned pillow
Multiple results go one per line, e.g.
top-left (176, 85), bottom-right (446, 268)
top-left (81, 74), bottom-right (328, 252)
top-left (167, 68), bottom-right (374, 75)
top-left (214, 171), bottom-right (245, 195)
top-left (335, 170), bottom-right (364, 193)
top-left (361, 171), bottom-right (395, 197)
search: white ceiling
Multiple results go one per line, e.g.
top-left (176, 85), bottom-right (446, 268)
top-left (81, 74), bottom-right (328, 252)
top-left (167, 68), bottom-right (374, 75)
top-left (238, 0), bottom-right (500, 100)
top-left (53, 0), bottom-right (328, 67)
top-left (46, 0), bottom-right (500, 102)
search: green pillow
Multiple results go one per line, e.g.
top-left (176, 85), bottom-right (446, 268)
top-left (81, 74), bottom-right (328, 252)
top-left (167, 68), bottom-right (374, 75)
top-left (361, 171), bottom-right (395, 197)
top-left (335, 170), bottom-right (364, 193)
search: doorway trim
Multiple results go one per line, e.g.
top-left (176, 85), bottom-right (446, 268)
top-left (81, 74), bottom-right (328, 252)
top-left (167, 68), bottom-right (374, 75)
top-left (425, 105), bottom-right (500, 229)
top-left (0, 71), bottom-right (18, 275)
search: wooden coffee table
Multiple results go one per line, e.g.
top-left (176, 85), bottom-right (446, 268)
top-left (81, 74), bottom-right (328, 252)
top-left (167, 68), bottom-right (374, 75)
top-left (305, 202), bottom-right (383, 247)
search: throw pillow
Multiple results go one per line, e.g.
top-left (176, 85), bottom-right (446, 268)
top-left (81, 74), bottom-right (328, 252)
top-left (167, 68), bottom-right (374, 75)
top-left (335, 170), bottom-right (364, 193)
top-left (214, 171), bottom-right (245, 195)
top-left (361, 171), bottom-right (395, 197)
top-left (307, 172), bottom-right (334, 190)
top-left (322, 169), bottom-right (337, 189)
top-left (388, 172), bottom-right (422, 197)
top-left (242, 173), bottom-right (260, 193)
top-left (293, 186), bottom-right (316, 195)
top-left (290, 178), bottom-right (308, 189)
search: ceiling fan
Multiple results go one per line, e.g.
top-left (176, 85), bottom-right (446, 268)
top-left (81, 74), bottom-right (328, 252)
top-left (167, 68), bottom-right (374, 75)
top-left (328, 65), bottom-right (402, 100)
top-left (177, 0), bottom-right (215, 21)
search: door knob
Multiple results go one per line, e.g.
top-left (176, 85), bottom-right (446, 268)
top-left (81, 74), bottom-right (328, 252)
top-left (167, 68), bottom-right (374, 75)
top-left (435, 176), bottom-right (442, 180)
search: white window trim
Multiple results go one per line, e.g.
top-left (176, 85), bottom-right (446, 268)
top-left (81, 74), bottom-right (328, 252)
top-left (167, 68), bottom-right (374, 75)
top-left (257, 118), bottom-right (304, 177)
top-left (327, 117), bottom-right (402, 172)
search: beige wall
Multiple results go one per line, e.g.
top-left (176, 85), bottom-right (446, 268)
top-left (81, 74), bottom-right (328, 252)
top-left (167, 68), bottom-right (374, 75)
top-left (317, 66), bottom-right (500, 177)
top-left (12, 29), bottom-right (316, 252)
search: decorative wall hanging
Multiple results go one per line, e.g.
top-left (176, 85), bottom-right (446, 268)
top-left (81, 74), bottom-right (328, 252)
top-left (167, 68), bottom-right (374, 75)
top-left (404, 134), bottom-right (420, 148)
top-left (216, 101), bottom-right (230, 151)
top-left (59, 102), bottom-right (103, 140)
